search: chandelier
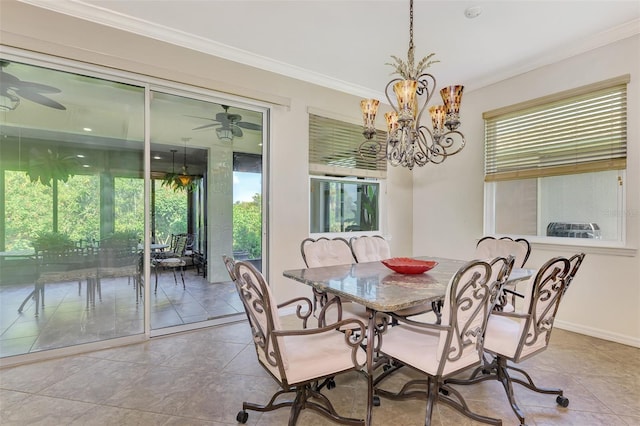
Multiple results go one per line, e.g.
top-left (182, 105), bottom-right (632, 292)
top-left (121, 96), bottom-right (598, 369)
top-left (359, 0), bottom-right (465, 170)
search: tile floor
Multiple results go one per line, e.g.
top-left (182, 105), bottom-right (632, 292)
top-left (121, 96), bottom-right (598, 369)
top-left (1, 318), bottom-right (639, 425)
top-left (0, 269), bottom-right (244, 358)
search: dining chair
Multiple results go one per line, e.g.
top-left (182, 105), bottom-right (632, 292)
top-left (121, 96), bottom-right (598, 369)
top-left (349, 235), bottom-right (391, 262)
top-left (447, 253), bottom-right (586, 426)
top-left (231, 259), bottom-right (367, 425)
top-left (223, 255), bottom-right (313, 329)
top-left (475, 236), bottom-right (531, 311)
top-left (300, 237), bottom-right (370, 329)
top-left (373, 259), bottom-right (502, 426)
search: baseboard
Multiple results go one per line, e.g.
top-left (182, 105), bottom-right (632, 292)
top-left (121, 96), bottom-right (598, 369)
top-left (555, 320), bottom-right (640, 348)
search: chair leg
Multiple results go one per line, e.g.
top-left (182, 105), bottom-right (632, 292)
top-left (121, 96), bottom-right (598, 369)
top-left (86, 278), bottom-right (93, 310)
top-left (96, 277), bottom-right (102, 302)
top-left (424, 378), bottom-right (437, 426)
top-left (18, 288), bottom-right (35, 313)
top-left (438, 382), bottom-right (502, 425)
top-left (376, 375), bottom-right (501, 426)
top-left (447, 355), bottom-right (567, 426)
top-left (239, 384), bottom-right (364, 426)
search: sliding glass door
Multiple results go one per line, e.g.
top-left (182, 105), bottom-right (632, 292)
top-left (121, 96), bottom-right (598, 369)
top-left (0, 54), bottom-right (265, 358)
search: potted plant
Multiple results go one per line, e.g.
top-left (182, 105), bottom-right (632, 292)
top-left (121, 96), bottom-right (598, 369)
top-left (26, 148), bottom-right (78, 187)
top-left (31, 231), bottom-right (74, 252)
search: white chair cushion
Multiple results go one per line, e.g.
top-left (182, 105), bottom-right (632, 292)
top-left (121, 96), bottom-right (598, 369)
top-left (483, 314), bottom-right (522, 358)
top-left (381, 323), bottom-right (479, 377)
top-left (475, 239), bottom-right (528, 268)
top-left (351, 236), bottom-right (391, 262)
top-left (283, 331), bottom-right (366, 384)
top-left (303, 239), bottom-right (355, 267)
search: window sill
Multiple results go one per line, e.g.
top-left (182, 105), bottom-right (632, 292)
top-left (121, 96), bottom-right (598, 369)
top-left (530, 240), bottom-right (637, 257)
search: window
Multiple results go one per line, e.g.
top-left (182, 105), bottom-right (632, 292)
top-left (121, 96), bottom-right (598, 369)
top-left (484, 76), bottom-right (628, 243)
top-left (232, 153), bottom-right (263, 262)
top-left (310, 177), bottom-right (379, 233)
top-left (308, 113), bottom-right (385, 234)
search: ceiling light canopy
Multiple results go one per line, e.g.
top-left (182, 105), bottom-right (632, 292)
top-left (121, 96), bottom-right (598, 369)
top-left (359, 0), bottom-right (466, 170)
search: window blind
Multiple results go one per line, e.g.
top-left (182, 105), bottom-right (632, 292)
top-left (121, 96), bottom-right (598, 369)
top-left (484, 76), bottom-right (628, 182)
top-left (309, 113), bottom-right (387, 179)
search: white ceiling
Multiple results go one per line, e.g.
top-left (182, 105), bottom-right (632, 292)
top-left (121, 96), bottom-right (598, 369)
top-left (19, 0), bottom-right (640, 100)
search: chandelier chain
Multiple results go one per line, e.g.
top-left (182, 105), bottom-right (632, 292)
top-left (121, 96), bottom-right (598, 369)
top-left (408, 0), bottom-right (415, 70)
top-left (409, 0), bottom-right (414, 50)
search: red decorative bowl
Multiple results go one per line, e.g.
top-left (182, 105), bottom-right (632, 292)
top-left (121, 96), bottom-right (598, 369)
top-left (381, 258), bottom-right (438, 274)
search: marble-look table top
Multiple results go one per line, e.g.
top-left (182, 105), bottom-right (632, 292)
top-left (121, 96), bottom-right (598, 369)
top-left (283, 256), bottom-right (533, 313)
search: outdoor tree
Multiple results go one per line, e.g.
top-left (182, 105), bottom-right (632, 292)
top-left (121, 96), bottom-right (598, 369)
top-left (233, 193), bottom-right (262, 259)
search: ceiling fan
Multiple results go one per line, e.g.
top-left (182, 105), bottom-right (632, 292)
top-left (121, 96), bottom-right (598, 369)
top-left (187, 105), bottom-right (262, 139)
top-left (0, 61), bottom-right (66, 111)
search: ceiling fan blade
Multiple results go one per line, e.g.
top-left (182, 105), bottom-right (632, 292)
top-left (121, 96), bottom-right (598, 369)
top-left (0, 71), bottom-right (21, 86)
top-left (0, 71), bottom-right (62, 94)
top-left (192, 123), bottom-right (220, 131)
top-left (236, 122), bottom-right (262, 131)
top-left (185, 114), bottom-right (218, 122)
top-left (16, 89), bottom-right (66, 110)
top-left (19, 81), bottom-right (62, 94)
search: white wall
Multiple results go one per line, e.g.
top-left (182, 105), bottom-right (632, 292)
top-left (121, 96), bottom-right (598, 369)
top-left (413, 35), bottom-right (640, 347)
top-left (0, 1), bottom-right (413, 303)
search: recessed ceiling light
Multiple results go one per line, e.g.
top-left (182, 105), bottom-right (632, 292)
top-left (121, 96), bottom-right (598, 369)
top-left (464, 6), bottom-right (482, 19)
top-left (153, 155), bottom-right (162, 160)
top-left (83, 127), bottom-right (92, 132)
top-left (82, 164), bottom-right (90, 168)
top-left (76, 154), bottom-right (85, 158)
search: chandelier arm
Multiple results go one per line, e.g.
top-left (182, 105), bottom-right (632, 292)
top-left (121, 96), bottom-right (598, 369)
top-left (417, 125), bottom-right (466, 159)
top-left (415, 127), bottom-right (444, 164)
top-left (384, 78), bottom-right (403, 115)
top-left (439, 131), bottom-right (467, 156)
top-left (358, 139), bottom-right (388, 162)
top-left (414, 73), bottom-right (436, 127)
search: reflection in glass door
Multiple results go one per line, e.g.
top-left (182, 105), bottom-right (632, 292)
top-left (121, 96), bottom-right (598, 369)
top-left (148, 91), bottom-right (264, 330)
top-left (0, 59), bottom-right (145, 357)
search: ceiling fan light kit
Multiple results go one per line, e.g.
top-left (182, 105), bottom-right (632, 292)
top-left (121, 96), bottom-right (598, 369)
top-left (359, 0), bottom-right (466, 170)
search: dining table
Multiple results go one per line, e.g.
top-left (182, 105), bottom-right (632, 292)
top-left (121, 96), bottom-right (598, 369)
top-left (283, 256), bottom-right (534, 426)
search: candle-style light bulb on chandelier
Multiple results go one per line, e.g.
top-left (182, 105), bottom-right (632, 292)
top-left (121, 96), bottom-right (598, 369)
top-left (359, 0), bottom-right (466, 170)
